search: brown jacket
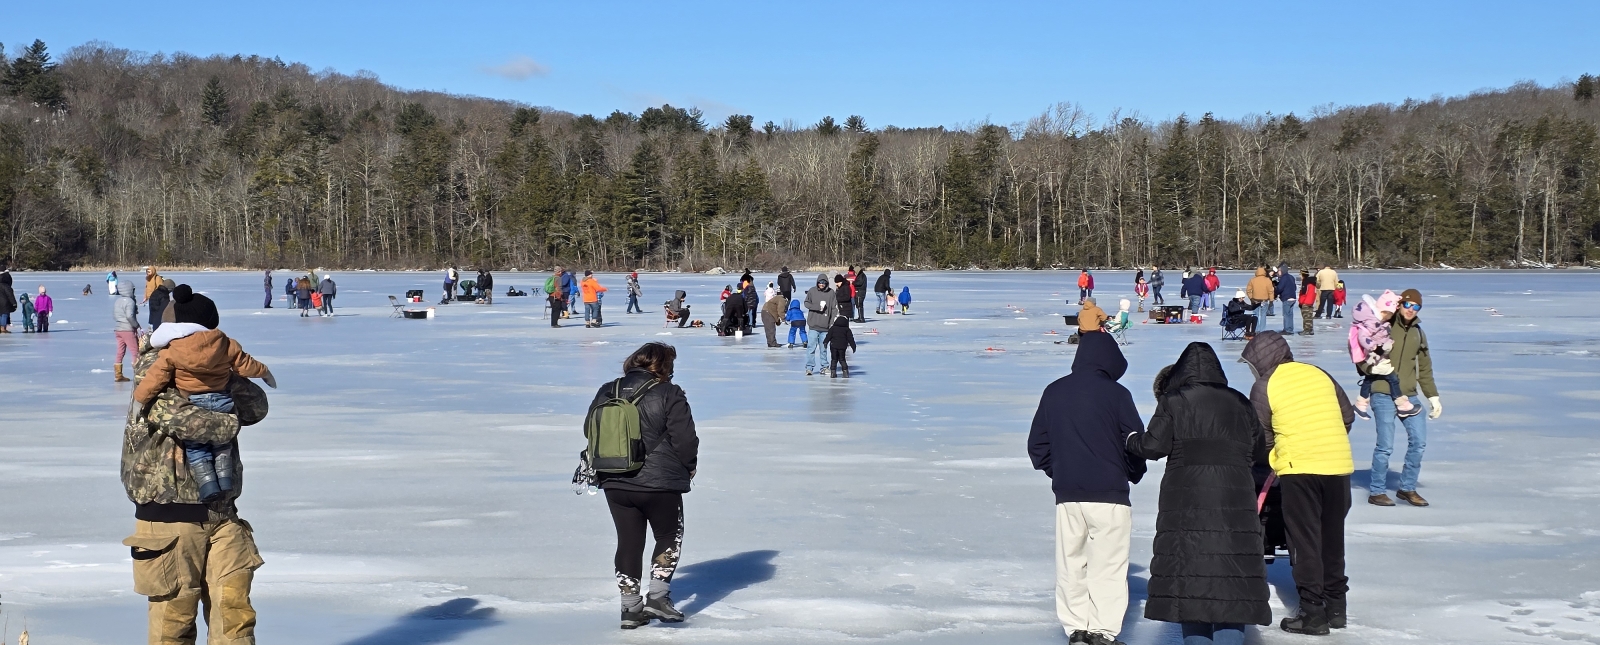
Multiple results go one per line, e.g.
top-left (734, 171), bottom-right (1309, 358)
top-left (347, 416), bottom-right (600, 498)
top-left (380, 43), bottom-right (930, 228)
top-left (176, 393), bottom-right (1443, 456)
top-left (761, 294), bottom-right (789, 320)
top-left (1245, 268), bottom-right (1274, 302)
top-left (134, 330), bottom-right (269, 404)
top-left (1078, 303), bottom-right (1109, 333)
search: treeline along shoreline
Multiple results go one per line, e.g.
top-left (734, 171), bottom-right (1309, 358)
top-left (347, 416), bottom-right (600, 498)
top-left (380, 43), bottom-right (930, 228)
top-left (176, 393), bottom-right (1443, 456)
top-left (2, 40), bottom-right (1598, 271)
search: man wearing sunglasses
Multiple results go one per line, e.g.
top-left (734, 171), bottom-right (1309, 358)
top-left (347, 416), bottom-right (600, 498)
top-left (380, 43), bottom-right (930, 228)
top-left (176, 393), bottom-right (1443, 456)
top-left (1367, 288), bottom-right (1442, 508)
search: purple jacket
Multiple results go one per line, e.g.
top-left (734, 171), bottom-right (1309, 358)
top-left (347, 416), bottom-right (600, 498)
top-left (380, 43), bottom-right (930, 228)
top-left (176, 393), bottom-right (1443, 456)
top-left (33, 293), bottom-right (53, 315)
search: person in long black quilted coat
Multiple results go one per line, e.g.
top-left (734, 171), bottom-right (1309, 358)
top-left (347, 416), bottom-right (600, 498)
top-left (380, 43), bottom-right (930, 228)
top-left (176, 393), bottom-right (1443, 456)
top-left (1126, 342), bottom-right (1272, 642)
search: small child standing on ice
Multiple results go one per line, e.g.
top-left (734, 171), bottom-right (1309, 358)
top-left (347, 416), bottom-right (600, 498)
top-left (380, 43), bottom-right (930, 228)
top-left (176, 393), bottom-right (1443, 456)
top-left (33, 286), bottom-right (53, 332)
top-left (18, 292), bottom-right (36, 332)
top-left (134, 285), bottom-right (276, 501)
top-left (1349, 290), bottom-right (1420, 419)
top-left (897, 286), bottom-right (912, 314)
top-left (785, 296), bottom-right (808, 348)
top-left (825, 315), bottom-right (857, 378)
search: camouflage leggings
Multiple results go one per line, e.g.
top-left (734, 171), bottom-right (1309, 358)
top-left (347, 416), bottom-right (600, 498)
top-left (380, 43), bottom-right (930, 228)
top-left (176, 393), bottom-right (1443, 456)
top-left (606, 489), bottom-right (684, 598)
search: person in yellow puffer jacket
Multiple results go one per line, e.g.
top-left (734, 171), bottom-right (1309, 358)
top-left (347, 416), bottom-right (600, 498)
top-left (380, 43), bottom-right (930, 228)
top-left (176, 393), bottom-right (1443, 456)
top-left (1240, 331), bottom-right (1355, 636)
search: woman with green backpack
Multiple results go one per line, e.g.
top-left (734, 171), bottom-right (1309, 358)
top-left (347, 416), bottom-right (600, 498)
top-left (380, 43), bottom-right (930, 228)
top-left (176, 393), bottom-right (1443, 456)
top-left (582, 342), bottom-right (700, 629)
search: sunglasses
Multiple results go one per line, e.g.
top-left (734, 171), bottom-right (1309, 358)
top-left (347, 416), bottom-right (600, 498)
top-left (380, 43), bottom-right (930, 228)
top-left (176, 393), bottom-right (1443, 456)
top-left (1401, 302), bottom-right (1422, 311)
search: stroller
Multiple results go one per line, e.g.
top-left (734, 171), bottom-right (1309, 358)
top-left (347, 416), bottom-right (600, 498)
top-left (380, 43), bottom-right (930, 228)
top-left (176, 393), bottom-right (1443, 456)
top-left (1255, 465), bottom-right (1289, 563)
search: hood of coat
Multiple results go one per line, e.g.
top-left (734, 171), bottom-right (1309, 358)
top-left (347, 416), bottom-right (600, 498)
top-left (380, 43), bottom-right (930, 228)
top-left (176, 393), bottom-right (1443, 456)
top-left (1352, 294), bottom-right (1383, 330)
top-left (1071, 331), bottom-right (1127, 381)
top-left (816, 273), bottom-right (830, 288)
top-left (786, 298), bottom-right (802, 314)
top-left (1240, 331), bottom-right (1294, 378)
top-left (116, 281), bottom-right (136, 299)
top-left (1165, 342), bottom-right (1228, 393)
top-left (1254, 267), bottom-right (1266, 277)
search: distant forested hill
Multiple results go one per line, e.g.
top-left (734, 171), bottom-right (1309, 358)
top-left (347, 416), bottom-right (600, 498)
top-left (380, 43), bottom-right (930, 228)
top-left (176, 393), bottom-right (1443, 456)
top-left (1, 40), bottom-right (1597, 270)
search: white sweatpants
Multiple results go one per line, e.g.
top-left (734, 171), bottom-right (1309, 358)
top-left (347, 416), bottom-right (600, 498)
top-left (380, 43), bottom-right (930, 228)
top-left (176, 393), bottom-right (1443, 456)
top-left (1054, 501), bottom-right (1132, 638)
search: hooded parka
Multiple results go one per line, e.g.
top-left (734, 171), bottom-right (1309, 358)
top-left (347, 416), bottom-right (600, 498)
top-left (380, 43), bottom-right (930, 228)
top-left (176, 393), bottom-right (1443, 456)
top-left (1127, 342), bottom-right (1272, 626)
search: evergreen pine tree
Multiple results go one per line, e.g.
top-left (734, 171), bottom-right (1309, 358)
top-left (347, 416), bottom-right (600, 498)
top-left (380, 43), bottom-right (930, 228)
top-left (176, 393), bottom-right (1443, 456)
top-left (1577, 74), bottom-right (1596, 103)
top-left (845, 115), bottom-right (868, 134)
top-left (201, 76), bottom-right (230, 126)
top-left (816, 116), bottom-right (840, 136)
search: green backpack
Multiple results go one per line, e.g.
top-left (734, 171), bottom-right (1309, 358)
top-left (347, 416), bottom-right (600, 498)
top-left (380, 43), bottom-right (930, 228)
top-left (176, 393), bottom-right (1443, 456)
top-left (544, 275), bottom-right (558, 295)
top-left (584, 379), bottom-right (659, 473)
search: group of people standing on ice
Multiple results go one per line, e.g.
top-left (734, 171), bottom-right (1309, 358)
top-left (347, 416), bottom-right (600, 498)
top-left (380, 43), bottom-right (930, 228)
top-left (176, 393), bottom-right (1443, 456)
top-left (1029, 282), bottom-right (1440, 644)
top-left (0, 268), bottom-right (53, 333)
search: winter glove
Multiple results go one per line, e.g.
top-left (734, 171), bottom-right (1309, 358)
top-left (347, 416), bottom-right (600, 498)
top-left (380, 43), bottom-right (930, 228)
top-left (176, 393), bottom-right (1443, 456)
top-left (1427, 396), bottom-right (1442, 419)
top-left (1370, 359), bottom-right (1395, 376)
top-left (260, 369), bottom-right (278, 389)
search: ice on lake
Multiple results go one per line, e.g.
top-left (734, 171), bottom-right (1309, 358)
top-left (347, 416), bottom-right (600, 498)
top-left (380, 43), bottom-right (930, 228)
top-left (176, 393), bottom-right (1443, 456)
top-left (2, 269), bottom-right (1599, 644)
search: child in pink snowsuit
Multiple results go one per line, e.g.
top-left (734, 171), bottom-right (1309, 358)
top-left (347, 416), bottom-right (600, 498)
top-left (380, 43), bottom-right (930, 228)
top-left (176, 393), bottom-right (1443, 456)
top-left (33, 286), bottom-right (54, 332)
top-left (1349, 289), bottom-right (1418, 419)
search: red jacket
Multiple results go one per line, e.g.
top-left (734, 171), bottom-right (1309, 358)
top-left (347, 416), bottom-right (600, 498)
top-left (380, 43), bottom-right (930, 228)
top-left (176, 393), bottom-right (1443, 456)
top-left (1298, 282), bottom-right (1318, 307)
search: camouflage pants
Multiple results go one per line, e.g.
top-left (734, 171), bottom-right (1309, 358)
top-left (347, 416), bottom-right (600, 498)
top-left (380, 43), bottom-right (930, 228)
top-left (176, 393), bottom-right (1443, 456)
top-left (125, 518), bottom-right (264, 645)
top-left (1301, 304), bottom-right (1316, 335)
top-left (605, 489), bottom-right (684, 599)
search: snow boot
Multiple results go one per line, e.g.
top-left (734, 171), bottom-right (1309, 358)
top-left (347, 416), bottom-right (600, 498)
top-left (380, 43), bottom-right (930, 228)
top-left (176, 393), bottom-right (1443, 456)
top-left (643, 594), bottom-right (684, 623)
top-left (1354, 397), bottom-right (1372, 420)
top-left (620, 606), bottom-right (651, 629)
top-left (1396, 490), bottom-right (1429, 507)
top-left (841, 365), bottom-right (850, 379)
top-left (1395, 397), bottom-right (1422, 418)
top-left (1328, 598), bottom-right (1347, 629)
top-left (1368, 494), bottom-right (1395, 506)
top-left (829, 367), bottom-right (837, 378)
top-left (114, 364), bottom-right (130, 382)
top-left (1068, 631), bottom-right (1091, 644)
top-left (1280, 600), bottom-right (1331, 635)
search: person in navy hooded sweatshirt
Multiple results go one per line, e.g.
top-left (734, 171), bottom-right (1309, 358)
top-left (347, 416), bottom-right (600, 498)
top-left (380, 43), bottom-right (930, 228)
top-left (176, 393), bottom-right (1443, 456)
top-left (1028, 332), bottom-right (1146, 645)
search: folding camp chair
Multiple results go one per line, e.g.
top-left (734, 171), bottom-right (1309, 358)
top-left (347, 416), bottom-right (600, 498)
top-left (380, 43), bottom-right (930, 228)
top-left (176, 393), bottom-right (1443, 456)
top-left (388, 295), bottom-right (405, 318)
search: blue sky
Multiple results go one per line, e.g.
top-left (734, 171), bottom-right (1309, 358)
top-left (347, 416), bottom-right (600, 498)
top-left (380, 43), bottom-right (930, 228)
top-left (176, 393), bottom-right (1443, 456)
top-left (9, 1), bottom-right (1598, 129)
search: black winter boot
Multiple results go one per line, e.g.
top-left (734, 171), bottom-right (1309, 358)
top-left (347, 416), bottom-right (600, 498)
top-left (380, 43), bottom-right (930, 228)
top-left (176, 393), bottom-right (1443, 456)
top-left (1327, 598), bottom-right (1347, 629)
top-left (1281, 600), bottom-right (1331, 635)
top-left (620, 606), bottom-right (651, 629)
top-left (644, 594), bottom-right (684, 622)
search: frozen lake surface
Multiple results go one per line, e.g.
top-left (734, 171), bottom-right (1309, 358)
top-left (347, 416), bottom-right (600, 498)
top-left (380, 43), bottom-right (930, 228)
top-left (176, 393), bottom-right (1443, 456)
top-left (1, 269), bottom-right (1598, 644)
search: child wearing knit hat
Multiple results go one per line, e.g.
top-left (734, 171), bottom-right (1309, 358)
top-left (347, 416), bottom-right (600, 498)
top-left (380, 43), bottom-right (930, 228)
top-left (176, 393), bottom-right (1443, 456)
top-left (134, 285), bottom-right (276, 502)
top-left (1348, 289), bottom-right (1419, 420)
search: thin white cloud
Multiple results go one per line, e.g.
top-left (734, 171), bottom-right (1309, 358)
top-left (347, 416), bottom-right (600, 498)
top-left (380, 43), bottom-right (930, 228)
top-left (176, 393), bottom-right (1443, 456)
top-left (482, 55), bottom-right (550, 81)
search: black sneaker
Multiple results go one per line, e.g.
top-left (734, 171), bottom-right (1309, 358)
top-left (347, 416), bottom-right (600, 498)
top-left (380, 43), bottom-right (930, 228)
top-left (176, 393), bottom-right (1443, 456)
top-left (1068, 631), bottom-right (1091, 644)
top-left (621, 607), bottom-right (651, 629)
top-left (644, 595), bottom-right (684, 623)
top-left (1085, 633), bottom-right (1127, 645)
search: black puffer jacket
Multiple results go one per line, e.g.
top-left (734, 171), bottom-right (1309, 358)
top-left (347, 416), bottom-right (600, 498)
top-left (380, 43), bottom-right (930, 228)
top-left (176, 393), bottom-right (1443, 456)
top-left (591, 370), bottom-right (699, 493)
top-left (1127, 342), bottom-right (1271, 626)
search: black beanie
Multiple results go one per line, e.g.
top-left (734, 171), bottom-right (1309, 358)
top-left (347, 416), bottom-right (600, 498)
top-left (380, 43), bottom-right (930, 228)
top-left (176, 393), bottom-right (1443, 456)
top-left (171, 285), bottom-right (220, 329)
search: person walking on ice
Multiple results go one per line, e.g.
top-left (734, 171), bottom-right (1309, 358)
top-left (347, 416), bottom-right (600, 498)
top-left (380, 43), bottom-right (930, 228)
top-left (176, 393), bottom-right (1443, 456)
top-left (1365, 288), bottom-right (1441, 508)
top-left (1027, 332), bottom-right (1146, 645)
top-left (580, 343), bottom-right (700, 629)
top-left (1241, 331), bottom-right (1355, 635)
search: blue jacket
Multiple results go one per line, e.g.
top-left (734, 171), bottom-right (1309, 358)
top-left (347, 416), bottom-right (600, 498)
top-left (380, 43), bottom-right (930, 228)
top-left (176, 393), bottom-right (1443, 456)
top-left (561, 272), bottom-right (579, 298)
top-left (1180, 274), bottom-right (1206, 298)
top-left (897, 286), bottom-right (911, 306)
top-left (1275, 272), bottom-right (1297, 301)
top-left (1027, 332), bottom-right (1147, 505)
top-left (785, 298), bottom-right (805, 323)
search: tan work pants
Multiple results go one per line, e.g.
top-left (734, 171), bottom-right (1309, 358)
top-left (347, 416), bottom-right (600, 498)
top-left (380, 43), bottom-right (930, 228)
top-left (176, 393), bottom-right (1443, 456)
top-left (126, 518), bottom-right (264, 645)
